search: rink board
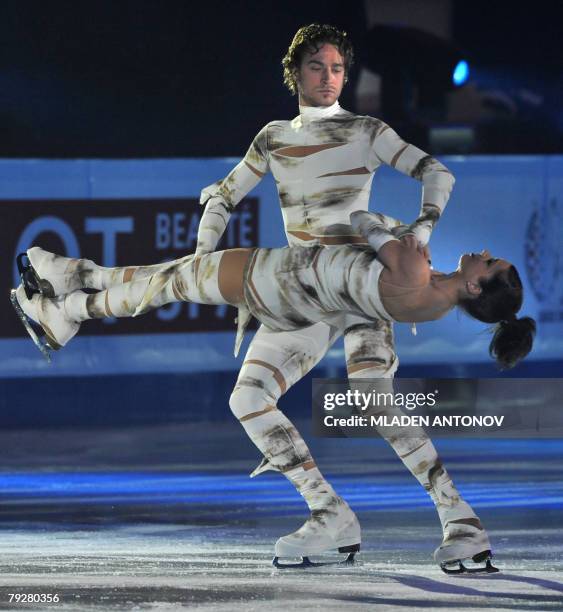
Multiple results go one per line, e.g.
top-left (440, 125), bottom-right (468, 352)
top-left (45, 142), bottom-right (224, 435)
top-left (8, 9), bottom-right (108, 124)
top-left (0, 156), bottom-right (562, 380)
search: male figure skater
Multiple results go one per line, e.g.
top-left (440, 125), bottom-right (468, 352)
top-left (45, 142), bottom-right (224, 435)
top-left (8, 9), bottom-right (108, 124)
top-left (193, 23), bottom-right (493, 572)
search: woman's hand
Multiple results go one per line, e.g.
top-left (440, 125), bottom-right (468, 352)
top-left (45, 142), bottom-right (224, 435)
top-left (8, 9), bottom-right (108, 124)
top-left (400, 235), bottom-right (432, 266)
top-left (399, 234), bottom-right (418, 249)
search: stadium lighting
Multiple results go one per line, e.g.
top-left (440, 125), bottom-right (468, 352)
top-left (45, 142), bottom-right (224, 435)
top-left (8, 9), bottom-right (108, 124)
top-left (453, 60), bottom-right (470, 86)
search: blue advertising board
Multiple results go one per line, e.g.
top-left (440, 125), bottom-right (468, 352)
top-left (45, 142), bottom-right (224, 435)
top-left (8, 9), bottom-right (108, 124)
top-left (1, 156), bottom-right (561, 378)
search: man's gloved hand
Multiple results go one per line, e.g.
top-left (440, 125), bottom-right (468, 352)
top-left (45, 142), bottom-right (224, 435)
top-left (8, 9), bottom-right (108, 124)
top-left (195, 195), bottom-right (232, 256)
top-left (390, 223), bottom-right (412, 239)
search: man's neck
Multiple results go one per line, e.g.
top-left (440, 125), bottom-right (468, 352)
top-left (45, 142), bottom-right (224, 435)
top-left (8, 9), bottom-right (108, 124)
top-left (298, 100), bottom-right (341, 122)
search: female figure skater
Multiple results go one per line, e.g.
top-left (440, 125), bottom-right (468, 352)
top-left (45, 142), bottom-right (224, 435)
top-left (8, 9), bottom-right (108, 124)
top-left (12, 210), bottom-right (535, 572)
top-left (13, 210), bottom-right (535, 369)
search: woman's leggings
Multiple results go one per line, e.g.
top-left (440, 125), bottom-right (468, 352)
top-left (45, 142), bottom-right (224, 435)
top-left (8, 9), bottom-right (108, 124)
top-left (64, 251), bottom-right (234, 322)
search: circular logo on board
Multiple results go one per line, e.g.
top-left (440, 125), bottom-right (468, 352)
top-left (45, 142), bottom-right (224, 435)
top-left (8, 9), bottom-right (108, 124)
top-left (525, 199), bottom-right (560, 306)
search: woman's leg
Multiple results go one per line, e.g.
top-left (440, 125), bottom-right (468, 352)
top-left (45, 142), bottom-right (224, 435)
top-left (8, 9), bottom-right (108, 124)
top-left (63, 249), bottom-right (251, 322)
top-left (26, 246), bottom-right (191, 294)
top-left (14, 249), bottom-right (252, 351)
top-left (26, 246), bottom-right (252, 298)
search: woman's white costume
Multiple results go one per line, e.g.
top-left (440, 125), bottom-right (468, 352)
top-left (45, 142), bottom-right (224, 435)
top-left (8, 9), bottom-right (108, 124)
top-left (244, 244), bottom-right (392, 333)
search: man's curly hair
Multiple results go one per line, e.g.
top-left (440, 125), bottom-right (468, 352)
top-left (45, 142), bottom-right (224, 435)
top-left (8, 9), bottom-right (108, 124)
top-left (282, 24), bottom-right (355, 96)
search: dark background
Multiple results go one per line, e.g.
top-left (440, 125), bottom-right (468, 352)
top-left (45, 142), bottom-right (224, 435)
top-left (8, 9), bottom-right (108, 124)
top-left (2, 0), bottom-right (562, 158)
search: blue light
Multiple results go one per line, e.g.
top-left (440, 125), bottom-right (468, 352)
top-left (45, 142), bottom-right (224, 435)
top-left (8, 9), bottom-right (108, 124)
top-left (1, 471), bottom-right (562, 513)
top-left (453, 60), bottom-right (469, 86)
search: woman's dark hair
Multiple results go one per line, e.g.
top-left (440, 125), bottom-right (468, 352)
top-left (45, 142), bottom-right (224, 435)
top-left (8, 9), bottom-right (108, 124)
top-left (459, 265), bottom-right (536, 369)
top-left (282, 24), bottom-right (355, 95)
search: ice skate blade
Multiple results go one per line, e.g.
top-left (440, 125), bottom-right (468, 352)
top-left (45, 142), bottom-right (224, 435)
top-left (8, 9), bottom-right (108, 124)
top-left (10, 289), bottom-right (53, 363)
top-left (272, 544), bottom-right (359, 569)
top-left (440, 550), bottom-right (499, 575)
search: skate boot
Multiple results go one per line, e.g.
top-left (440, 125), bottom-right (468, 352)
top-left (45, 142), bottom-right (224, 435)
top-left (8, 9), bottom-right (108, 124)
top-left (21, 246), bottom-right (86, 297)
top-left (434, 501), bottom-right (498, 574)
top-left (273, 497), bottom-right (361, 568)
top-left (10, 285), bottom-right (80, 362)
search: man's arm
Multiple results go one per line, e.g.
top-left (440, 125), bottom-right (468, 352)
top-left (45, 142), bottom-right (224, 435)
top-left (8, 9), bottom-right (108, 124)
top-left (196, 125), bottom-right (270, 256)
top-left (366, 119), bottom-right (455, 246)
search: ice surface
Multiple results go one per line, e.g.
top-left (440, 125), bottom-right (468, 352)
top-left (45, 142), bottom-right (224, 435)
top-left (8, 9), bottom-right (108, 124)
top-left (0, 421), bottom-right (561, 610)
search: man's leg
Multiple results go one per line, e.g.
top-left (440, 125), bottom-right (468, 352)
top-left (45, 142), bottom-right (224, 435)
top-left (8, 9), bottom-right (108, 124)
top-left (230, 322), bottom-right (360, 562)
top-left (344, 320), bottom-right (493, 569)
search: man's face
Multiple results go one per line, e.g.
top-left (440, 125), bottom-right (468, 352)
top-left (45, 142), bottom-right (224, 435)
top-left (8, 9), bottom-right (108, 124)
top-left (296, 43), bottom-right (345, 107)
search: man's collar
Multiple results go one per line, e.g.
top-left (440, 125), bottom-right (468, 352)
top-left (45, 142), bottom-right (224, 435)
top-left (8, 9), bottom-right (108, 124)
top-left (298, 100), bottom-right (341, 123)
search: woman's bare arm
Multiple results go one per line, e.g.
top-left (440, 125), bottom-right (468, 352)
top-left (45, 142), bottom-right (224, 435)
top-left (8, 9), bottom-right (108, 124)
top-left (351, 211), bottom-right (429, 284)
top-left (378, 236), bottom-right (430, 285)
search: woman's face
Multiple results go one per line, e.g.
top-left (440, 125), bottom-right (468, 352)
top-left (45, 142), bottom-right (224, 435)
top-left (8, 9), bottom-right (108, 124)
top-left (459, 250), bottom-right (512, 282)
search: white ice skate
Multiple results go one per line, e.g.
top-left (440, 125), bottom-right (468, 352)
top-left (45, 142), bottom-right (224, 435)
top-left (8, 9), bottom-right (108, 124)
top-left (24, 246), bottom-right (85, 297)
top-left (10, 285), bottom-right (80, 362)
top-left (434, 501), bottom-right (498, 574)
top-left (273, 497), bottom-right (361, 568)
